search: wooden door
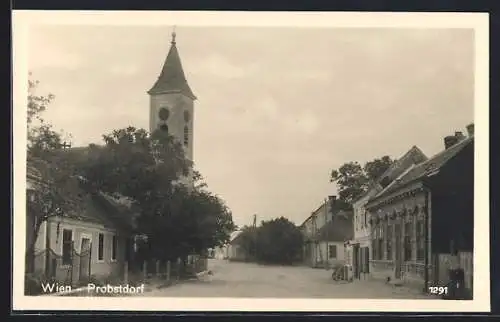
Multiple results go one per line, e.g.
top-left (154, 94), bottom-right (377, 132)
top-left (394, 223), bottom-right (402, 279)
top-left (353, 245), bottom-right (360, 278)
top-left (79, 238), bottom-right (92, 282)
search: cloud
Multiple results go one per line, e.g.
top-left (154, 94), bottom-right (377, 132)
top-left (192, 53), bottom-right (258, 79)
top-left (29, 45), bottom-right (82, 71)
top-left (109, 64), bottom-right (139, 76)
top-left (26, 26), bottom-right (474, 229)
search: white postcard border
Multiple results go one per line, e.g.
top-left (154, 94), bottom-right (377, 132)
top-left (12, 10), bottom-right (490, 312)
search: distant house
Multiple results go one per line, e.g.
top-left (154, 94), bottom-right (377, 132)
top-left (27, 157), bottom-right (139, 287)
top-left (315, 210), bottom-right (354, 268)
top-left (227, 230), bottom-right (249, 261)
top-left (300, 196), bottom-right (351, 268)
top-left (346, 145), bottom-right (427, 280)
top-left (366, 124), bottom-right (474, 294)
top-left (346, 184), bottom-right (382, 279)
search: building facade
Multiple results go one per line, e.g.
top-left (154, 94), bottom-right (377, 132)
top-left (300, 196), bottom-right (350, 268)
top-left (347, 185), bottom-right (382, 279)
top-left (27, 161), bottom-right (137, 286)
top-left (366, 125), bottom-right (474, 294)
top-left (345, 145), bottom-right (427, 280)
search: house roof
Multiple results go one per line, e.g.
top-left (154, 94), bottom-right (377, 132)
top-left (27, 156), bottom-right (138, 233)
top-left (352, 181), bottom-right (382, 205)
top-left (148, 34), bottom-right (197, 100)
top-left (61, 178), bottom-right (138, 233)
top-left (369, 136), bottom-right (473, 203)
top-left (299, 197), bottom-right (334, 227)
top-left (315, 211), bottom-right (353, 242)
top-left (376, 145), bottom-right (428, 187)
top-left (27, 159), bottom-right (43, 185)
top-left (229, 230), bottom-right (246, 245)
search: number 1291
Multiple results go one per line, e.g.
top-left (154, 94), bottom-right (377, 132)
top-left (428, 286), bottom-right (448, 295)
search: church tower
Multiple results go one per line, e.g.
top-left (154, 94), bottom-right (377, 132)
top-left (148, 30), bottom-right (196, 182)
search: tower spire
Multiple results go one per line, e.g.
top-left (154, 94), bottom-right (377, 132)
top-left (147, 26), bottom-right (196, 100)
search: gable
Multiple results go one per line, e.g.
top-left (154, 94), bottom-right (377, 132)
top-left (369, 136), bottom-right (473, 203)
top-left (316, 211), bottom-right (353, 242)
top-left (377, 146), bottom-right (428, 188)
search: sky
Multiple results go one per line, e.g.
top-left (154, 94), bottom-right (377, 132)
top-left (27, 25), bottom-right (474, 228)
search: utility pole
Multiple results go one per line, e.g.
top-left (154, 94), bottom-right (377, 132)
top-left (61, 141), bottom-right (72, 150)
top-left (325, 198), bottom-right (329, 265)
top-left (252, 214), bottom-right (257, 260)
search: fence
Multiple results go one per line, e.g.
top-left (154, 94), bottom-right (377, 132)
top-left (131, 255), bottom-right (208, 284)
top-left (433, 251), bottom-right (473, 293)
top-left (31, 242), bottom-right (92, 287)
top-left (29, 245), bottom-right (208, 294)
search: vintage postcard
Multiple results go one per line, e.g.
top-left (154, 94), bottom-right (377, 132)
top-left (12, 11), bottom-right (490, 312)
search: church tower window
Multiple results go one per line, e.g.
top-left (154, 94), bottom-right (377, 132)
top-left (184, 125), bottom-right (189, 146)
top-left (184, 110), bottom-right (190, 122)
top-left (159, 107), bottom-right (170, 121)
top-left (160, 124), bottom-right (169, 133)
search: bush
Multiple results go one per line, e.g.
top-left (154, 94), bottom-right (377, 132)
top-left (24, 272), bottom-right (57, 296)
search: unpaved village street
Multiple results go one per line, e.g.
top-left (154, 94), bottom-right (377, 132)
top-left (145, 259), bottom-right (435, 299)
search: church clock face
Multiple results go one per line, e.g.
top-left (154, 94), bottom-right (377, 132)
top-left (158, 107), bottom-right (170, 121)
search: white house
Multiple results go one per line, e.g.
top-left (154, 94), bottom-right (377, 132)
top-left (346, 184), bottom-right (382, 280)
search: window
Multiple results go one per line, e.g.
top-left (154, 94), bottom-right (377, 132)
top-left (404, 221), bottom-right (412, 261)
top-left (111, 235), bottom-right (117, 261)
top-left (183, 126), bottom-right (189, 146)
top-left (184, 110), bottom-right (190, 122)
top-left (62, 229), bottom-right (73, 265)
top-left (372, 225), bottom-right (384, 260)
top-left (378, 225), bottom-right (384, 260)
top-left (386, 224), bottom-right (392, 260)
top-left (328, 245), bottom-right (337, 259)
top-left (160, 124), bottom-right (168, 133)
top-left (371, 227), bottom-right (378, 260)
top-left (362, 247), bottom-right (370, 273)
top-left (98, 233), bottom-right (104, 261)
top-left (158, 107), bottom-right (170, 120)
top-left (416, 219), bottom-right (425, 260)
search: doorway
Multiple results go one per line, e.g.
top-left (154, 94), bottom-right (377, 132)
top-left (394, 223), bottom-right (402, 279)
top-left (79, 236), bottom-right (92, 282)
top-left (353, 244), bottom-right (360, 279)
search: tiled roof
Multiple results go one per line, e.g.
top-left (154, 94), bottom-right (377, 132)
top-left (372, 136), bottom-right (473, 200)
top-left (315, 211), bottom-right (353, 242)
top-left (27, 163), bottom-right (42, 181)
top-left (27, 152), bottom-right (137, 232)
top-left (148, 39), bottom-right (196, 100)
top-left (377, 145), bottom-right (428, 187)
top-left (229, 230), bottom-right (246, 245)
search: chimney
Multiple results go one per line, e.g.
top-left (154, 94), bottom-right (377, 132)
top-left (466, 123), bottom-right (474, 137)
top-left (455, 131), bottom-right (465, 141)
top-left (444, 135), bottom-right (458, 149)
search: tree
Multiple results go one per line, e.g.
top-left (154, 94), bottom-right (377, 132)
top-left (79, 126), bottom-right (236, 263)
top-left (236, 225), bottom-right (258, 261)
top-left (364, 156), bottom-right (394, 182)
top-left (26, 76), bottom-right (82, 273)
top-left (330, 156), bottom-right (394, 207)
top-left (254, 217), bottom-right (303, 265)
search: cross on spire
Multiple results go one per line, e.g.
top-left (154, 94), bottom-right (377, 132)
top-left (171, 25), bottom-right (176, 44)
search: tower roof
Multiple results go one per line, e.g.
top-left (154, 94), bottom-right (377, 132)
top-left (148, 31), bottom-right (197, 100)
